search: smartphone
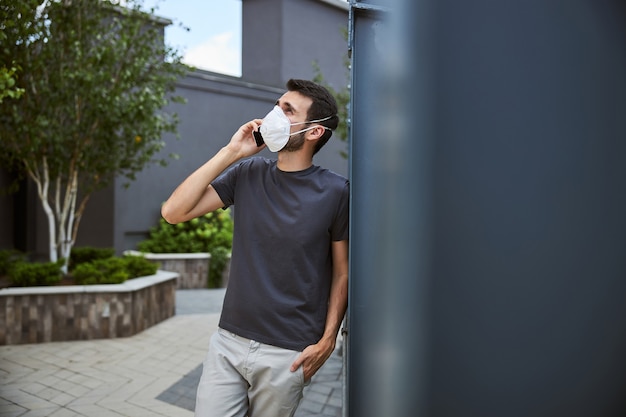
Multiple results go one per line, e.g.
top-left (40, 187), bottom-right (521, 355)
top-left (253, 130), bottom-right (265, 147)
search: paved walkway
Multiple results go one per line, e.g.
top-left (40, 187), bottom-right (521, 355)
top-left (0, 289), bottom-right (344, 417)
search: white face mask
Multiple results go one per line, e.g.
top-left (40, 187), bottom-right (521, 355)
top-left (255, 105), bottom-right (333, 152)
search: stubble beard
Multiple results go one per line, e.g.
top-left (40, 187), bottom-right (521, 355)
top-left (281, 131), bottom-right (306, 152)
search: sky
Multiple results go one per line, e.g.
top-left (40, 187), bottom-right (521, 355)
top-left (140, 0), bottom-right (242, 77)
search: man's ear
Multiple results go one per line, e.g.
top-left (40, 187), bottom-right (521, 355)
top-left (306, 125), bottom-right (326, 140)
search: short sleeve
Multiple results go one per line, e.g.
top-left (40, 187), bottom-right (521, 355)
top-left (211, 161), bottom-right (244, 208)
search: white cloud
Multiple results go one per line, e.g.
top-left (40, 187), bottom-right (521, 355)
top-left (183, 32), bottom-right (241, 77)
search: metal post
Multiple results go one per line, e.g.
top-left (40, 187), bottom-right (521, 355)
top-left (347, 0), bottom-right (432, 416)
top-left (347, 0), bottom-right (626, 416)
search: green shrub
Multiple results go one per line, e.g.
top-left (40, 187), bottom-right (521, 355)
top-left (0, 249), bottom-right (27, 276)
top-left (69, 246), bottom-right (115, 270)
top-left (9, 260), bottom-right (63, 287)
top-left (122, 255), bottom-right (158, 278)
top-left (73, 257), bottom-right (129, 285)
top-left (209, 246), bottom-right (230, 288)
top-left (72, 255), bottom-right (157, 285)
top-left (138, 209), bottom-right (234, 253)
top-left (138, 208), bottom-right (234, 287)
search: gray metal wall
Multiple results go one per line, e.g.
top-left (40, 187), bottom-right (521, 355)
top-left (243, 0), bottom-right (349, 90)
top-left (348, 0), bottom-right (626, 416)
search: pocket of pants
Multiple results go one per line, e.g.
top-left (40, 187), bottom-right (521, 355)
top-left (294, 353), bottom-right (311, 387)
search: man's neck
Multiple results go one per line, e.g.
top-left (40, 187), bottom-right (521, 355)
top-left (276, 150), bottom-right (313, 172)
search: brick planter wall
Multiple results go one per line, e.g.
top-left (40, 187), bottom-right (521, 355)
top-left (0, 270), bottom-right (177, 346)
top-left (125, 251), bottom-right (210, 289)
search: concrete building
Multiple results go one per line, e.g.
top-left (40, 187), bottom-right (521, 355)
top-left (0, 0), bottom-right (349, 257)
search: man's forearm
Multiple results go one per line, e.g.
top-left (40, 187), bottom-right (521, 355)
top-left (320, 272), bottom-right (348, 348)
top-left (320, 239), bottom-right (349, 349)
top-left (161, 146), bottom-right (241, 224)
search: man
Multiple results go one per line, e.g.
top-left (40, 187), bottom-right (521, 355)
top-left (161, 79), bottom-right (349, 417)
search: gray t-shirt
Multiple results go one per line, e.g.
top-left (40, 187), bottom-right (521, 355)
top-left (212, 157), bottom-right (349, 351)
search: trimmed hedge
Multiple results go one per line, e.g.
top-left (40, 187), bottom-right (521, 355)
top-left (1, 247), bottom-right (157, 287)
top-left (73, 255), bottom-right (157, 285)
top-left (9, 260), bottom-right (64, 287)
top-left (69, 246), bottom-right (116, 270)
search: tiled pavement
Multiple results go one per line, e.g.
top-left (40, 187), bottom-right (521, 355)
top-left (0, 289), bottom-right (344, 417)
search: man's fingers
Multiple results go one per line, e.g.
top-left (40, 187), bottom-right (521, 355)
top-left (290, 354), bottom-right (303, 372)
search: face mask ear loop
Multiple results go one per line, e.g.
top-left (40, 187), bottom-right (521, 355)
top-left (289, 125), bottom-right (333, 136)
top-left (289, 114), bottom-right (335, 127)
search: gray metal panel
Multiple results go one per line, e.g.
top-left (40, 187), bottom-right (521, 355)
top-left (347, 0), bottom-right (431, 415)
top-left (242, 0), bottom-right (284, 87)
top-left (243, 0), bottom-right (350, 89)
top-left (282, 0), bottom-right (350, 89)
top-left (347, 0), bottom-right (626, 416)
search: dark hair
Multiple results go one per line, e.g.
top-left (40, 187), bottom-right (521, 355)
top-left (286, 79), bottom-right (339, 154)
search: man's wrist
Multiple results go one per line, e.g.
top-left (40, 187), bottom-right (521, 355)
top-left (318, 334), bottom-right (337, 351)
top-left (216, 145), bottom-right (245, 167)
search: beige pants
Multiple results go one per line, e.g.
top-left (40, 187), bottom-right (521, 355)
top-left (194, 328), bottom-right (308, 417)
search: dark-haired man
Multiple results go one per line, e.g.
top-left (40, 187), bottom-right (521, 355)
top-left (161, 79), bottom-right (349, 417)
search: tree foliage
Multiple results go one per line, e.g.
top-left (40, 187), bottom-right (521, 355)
top-left (0, 1), bottom-right (34, 103)
top-left (0, 0), bottom-right (188, 271)
top-left (0, 66), bottom-right (24, 103)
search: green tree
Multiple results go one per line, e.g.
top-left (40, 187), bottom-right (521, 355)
top-left (0, 0), bottom-right (188, 273)
top-left (0, 1), bottom-right (34, 103)
top-left (0, 66), bottom-right (24, 103)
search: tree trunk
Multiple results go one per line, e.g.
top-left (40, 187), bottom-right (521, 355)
top-left (58, 169), bottom-right (79, 274)
top-left (26, 156), bottom-right (81, 274)
top-left (27, 157), bottom-right (58, 263)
